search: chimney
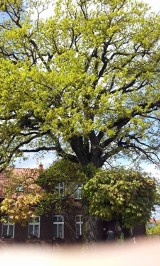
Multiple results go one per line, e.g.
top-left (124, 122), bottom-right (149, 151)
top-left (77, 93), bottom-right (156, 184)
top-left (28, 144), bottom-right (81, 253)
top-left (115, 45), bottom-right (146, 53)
top-left (38, 163), bottom-right (44, 171)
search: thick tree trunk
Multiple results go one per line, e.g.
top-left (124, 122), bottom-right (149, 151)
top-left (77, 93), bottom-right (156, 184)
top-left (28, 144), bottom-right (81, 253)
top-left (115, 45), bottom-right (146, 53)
top-left (83, 214), bottom-right (103, 243)
top-left (123, 227), bottom-right (131, 239)
top-left (118, 219), bottom-right (131, 240)
top-left (70, 135), bottom-right (104, 242)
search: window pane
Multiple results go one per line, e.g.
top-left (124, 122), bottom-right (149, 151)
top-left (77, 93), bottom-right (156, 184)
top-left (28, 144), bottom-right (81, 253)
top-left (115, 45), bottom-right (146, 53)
top-left (2, 225), bottom-right (8, 236)
top-left (8, 217), bottom-right (13, 224)
top-left (34, 216), bottom-right (40, 223)
top-left (8, 225), bottom-right (13, 237)
top-left (75, 216), bottom-right (80, 222)
top-left (76, 224), bottom-right (80, 236)
top-left (53, 215), bottom-right (64, 222)
top-left (34, 225), bottom-right (39, 237)
top-left (58, 224), bottom-right (62, 238)
top-left (76, 215), bottom-right (82, 222)
top-left (16, 185), bottom-right (24, 192)
top-left (53, 224), bottom-right (57, 238)
top-left (75, 215), bottom-right (83, 237)
top-left (29, 217), bottom-right (34, 223)
top-left (28, 225), bottom-right (34, 236)
top-left (53, 216), bottom-right (58, 222)
top-left (59, 182), bottom-right (64, 188)
top-left (57, 216), bottom-right (64, 222)
top-left (74, 186), bottom-right (82, 199)
top-left (59, 188), bottom-right (64, 194)
top-left (29, 216), bottom-right (40, 223)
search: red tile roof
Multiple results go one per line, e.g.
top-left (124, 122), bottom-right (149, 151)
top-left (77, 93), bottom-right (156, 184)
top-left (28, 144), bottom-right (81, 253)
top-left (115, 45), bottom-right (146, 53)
top-left (149, 218), bottom-right (160, 224)
top-left (0, 165), bottom-right (43, 198)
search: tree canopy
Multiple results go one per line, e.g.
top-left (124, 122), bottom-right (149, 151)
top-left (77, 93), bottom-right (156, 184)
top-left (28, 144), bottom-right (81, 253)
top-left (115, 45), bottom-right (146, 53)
top-left (0, 0), bottom-right (160, 171)
top-left (0, 167), bottom-right (44, 224)
top-left (83, 167), bottom-right (159, 228)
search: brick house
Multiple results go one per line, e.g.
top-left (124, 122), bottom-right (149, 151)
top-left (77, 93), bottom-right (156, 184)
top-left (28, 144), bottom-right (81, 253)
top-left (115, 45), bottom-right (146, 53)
top-left (0, 166), bottom-right (83, 245)
top-left (0, 166), bottom-right (146, 245)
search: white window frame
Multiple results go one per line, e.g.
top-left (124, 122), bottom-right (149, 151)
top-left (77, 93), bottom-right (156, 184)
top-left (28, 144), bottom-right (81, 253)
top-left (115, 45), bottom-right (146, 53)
top-left (16, 185), bottom-right (24, 192)
top-left (75, 215), bottom-right (83, 238)
top-left (53, 215), bottom-right (64, 239)
top-left (28, 216), bottom-right (40, 239)
top-left (74, 185), bottom-right (82, 199)
top-left (1, 217), bottom-right (15, 238)
top-left (55, 182), bottom-right (64, 195)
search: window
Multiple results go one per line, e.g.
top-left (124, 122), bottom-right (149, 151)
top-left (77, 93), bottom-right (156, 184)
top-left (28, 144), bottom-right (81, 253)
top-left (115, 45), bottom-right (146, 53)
top-left (2, 217), bottom-right (15, 238)
top-left (75, 215), bottom-right (83, 238)
top-left (53, 215), bottom-right (64, 239)
top-left (28, 216), bottom-right (40, 238)
top-left (55, 182), bottom-right (64, 195)
top-left (16, 185), bottom-right (24, 192)
top-left (74, 185), bottom-right (82, 199)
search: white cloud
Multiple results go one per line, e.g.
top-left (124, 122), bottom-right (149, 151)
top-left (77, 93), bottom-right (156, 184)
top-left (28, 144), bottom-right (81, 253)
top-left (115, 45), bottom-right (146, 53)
top-left (143, 164), bottom-right (160, 179)
top-left (143, 0), bottom-right (160, 11)
top-left (30, 1), bottom-right (54, 21)
top-left (35, 0), bottom-right (160, 21)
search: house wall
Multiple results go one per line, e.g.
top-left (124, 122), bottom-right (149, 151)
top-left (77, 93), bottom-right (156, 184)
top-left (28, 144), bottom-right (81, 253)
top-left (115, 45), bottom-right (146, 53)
top-left (0, 202), bottom-right (83, 245)
top-left (0, 215), bottom-right (146, 245)
top-left (0, 167), bottom-right (146, 245)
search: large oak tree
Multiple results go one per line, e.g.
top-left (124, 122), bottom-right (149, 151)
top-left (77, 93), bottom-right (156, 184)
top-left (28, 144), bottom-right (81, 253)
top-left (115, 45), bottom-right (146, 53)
top-left (0, 0), bottom-right (160, 241)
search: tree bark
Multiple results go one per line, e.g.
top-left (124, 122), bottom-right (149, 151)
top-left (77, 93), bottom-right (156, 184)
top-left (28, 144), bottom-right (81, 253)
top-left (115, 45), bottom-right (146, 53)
top-left (123, 227), bottom-right (131, 239)
top-left (83, 214), bottom-right (103, 243)
top-left (70, 135), bottom-right (104, 242)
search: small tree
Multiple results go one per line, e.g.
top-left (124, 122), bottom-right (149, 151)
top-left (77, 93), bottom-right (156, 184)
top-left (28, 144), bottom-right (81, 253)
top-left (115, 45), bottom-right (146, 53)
top-left (83, 168), bottom-right (159, 237)
top-left (146, 222), bottom-right (160, 236)
top-left (0, 168), bottom-right (44, 224)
